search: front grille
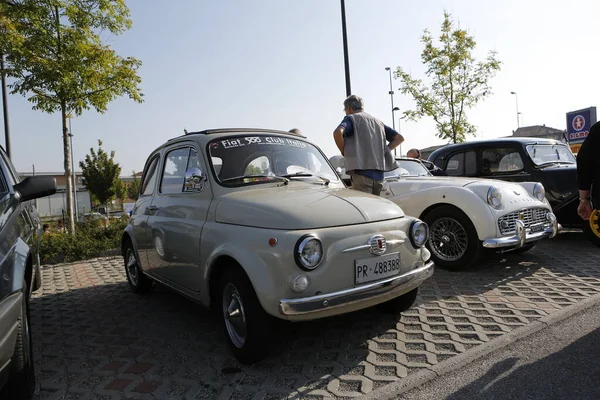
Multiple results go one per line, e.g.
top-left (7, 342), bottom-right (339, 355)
top-left (498, 208), bottom-right (548, 235)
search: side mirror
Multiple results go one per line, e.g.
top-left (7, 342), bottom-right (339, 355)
top-left (335, 167), bottom-right (343, 176)
top-left (13, 176), bottom-right (57, 203)
top-left (184, 167), bottom-right (207, 192)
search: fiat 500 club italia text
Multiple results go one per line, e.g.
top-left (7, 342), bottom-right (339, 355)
top-left (330, 156), bottom-right (558, 271)
top-left (121, 129), bottom-right (434, 364)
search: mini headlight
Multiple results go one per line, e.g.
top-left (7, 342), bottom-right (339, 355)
top-left (290, 274), bottom-right (310, 292)
top-left (487, 186), bottom-right (503, 209)
top-left (533, 182), bottom-right (546, 201)
top-left (409, 221), bottom-right (429, 248)
top-left (294, 235), bottom-right (323, 270)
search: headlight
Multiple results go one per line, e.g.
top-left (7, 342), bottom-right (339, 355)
top-left (533, 182), bottom-right (546, 201)
top-left (487, 186), bottom-right (503, 209)
top-left (294, 235), bottom-right (323, 270)
top-left (409, 221), bottom-right (429, 248)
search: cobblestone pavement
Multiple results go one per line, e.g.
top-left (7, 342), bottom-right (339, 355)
top-left (31, 231), bottom-right (600, 400)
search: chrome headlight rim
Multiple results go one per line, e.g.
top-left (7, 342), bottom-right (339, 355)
top-left (294, 234), bottom-right (324, 271)
top-left (533, 182), bottom-right (546, 201)
top-left (487, 186), bottom-right (503, 209)
top-left (409, 220), bottom-right (429, 248)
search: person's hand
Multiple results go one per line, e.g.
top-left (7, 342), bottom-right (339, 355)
top-left (578, 200), bottom-right (593, 220)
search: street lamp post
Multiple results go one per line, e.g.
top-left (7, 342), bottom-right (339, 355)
top-left (510, 91), bottom-right (520, 129)
top-left (385, 67), bottom-right (400, 155)
top-left (340, 0), bottom-right (351, 97)
top-left (68, 118), bottom-right (78, 221)
top-left (1, 0), bottom-right (15, 159)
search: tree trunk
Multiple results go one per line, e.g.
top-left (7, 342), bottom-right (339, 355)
top-left (61, 103), bottom-right (75, 235)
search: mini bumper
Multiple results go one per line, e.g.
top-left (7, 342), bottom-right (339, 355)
top-left (279, 261), bottom-right (435, 317)
top-left (483, 212), bottom-right (559, 249)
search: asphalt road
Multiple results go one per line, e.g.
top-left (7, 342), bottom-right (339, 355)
top-left (389, 302), bottom-right (600, 400)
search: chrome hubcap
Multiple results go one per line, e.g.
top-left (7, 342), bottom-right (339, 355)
top-left (429, 217), bottom-right (468, 262)
top-left (222, 283), bottom-right (247, 348)
top-left (126, 248), bottom-right (139, 286)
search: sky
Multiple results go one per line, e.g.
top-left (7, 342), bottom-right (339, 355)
top-left (4, 0), bottom-right (600, 176)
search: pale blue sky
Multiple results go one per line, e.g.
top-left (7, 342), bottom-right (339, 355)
top-left (6, 0), bottom-right (599, 175)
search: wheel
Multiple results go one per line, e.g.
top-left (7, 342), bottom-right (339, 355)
top-left (582, 209), bottom-right (600, 248)
top-left (0, 283), bottom-right (35, 400)
top-left (423, 205), bottom-right (482, 270)
top-left (219, 268), bottom-right (273, 364)
top-left (123, 240), bottom-right (153, 294)
top-left (376, 288), bottom-right (418, 315)
top-left (513, 243), bottom-right (536, 254)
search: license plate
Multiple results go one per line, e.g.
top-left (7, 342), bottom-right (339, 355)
top-left (530, 224), bottom-right (544, 233)
top-left (355, 253), bottom-right (401, 285)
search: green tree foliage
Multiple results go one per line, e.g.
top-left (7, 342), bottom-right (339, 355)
top-left (126, 171), bottom-right (141, 200)
top-left (114, 177), bottom-right (126, 204)
top-left (79, 140), bottom-right (121, 208)
top-left (396, 11), bottom-right (501, 143)
top-left (0, 0), bottom-right (143, 233)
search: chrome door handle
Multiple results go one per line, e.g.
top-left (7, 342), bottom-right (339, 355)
top-left (147, 205), bottom-right (158, 211)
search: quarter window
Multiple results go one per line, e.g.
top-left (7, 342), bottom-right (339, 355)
top-left (141, 156), bottom-right (160, 196)
top-left (445, 151), bottom-right (476, 176)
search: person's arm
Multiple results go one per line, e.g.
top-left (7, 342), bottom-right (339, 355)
top-left (383, 125), bottom-right (404, 151)
top-left (334, 116), bottom-right (353, 155)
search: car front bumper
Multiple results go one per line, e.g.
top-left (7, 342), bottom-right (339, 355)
top-left (482, 212), bottom-right (559, 249)
top-left (278, 261), bottom-right (434, 320)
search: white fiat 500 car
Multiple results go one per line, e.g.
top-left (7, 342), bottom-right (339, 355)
top-left (330, 156), bottom-right (558, 271)
top-left (121, 129), bottom-right (434, 363)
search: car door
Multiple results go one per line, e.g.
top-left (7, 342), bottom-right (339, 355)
top-left (132, 154), bottom-right (161, 271)
top-left (146, 143), bottom-right (212, 292)
top-left (480, 146), bottom-right (531, 182)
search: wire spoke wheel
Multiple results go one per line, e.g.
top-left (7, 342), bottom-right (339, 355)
top-left (429, 217), bottom-right (469, 262)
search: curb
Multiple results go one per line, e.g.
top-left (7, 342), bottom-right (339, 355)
top-left (360, 292), bottom-right (600, 400)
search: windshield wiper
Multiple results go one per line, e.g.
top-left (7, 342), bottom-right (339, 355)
top-left (281, 172), bottom-right (330, 185)
top-left (220, 174), bottom-right (289, 185)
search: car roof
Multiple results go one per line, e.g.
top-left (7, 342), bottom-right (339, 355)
top-left (428, 136), bottom-right (566, 158)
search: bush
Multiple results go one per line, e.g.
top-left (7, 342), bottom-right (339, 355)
top-left (40, 217), bottom-right (129, 264)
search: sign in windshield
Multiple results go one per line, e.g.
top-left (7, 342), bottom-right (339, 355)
top-left (208, 135), bottom-right (339, 186)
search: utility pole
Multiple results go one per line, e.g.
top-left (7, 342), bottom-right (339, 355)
top-left (340, 0), bottom-right (351, 97)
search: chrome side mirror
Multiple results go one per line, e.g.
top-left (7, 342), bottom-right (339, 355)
top-left (335, 167), bottom-right (343, 177)
top-left (184, 167), bottom-right (207, 192)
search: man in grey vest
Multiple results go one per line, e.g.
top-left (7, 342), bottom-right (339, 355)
top-left (333, 95), bottom-right (404, 195)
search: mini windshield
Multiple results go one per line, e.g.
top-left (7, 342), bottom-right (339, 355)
top-left (384, 159), bottom-right (432, 178)
top-left (208, 134), bottom-right (340, 186)
top-left (526, 144), bottom-right (576, 166)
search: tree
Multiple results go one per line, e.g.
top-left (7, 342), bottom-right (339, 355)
top-left (0, 0), bottom-right (143, 234)
top-left (126, 171), bottom-right (141, 201)
top-left (79, 140), bottom-right (121, 212)
top-left (395, 11), bottom-right (501, 143)
top-left (114, 177), bottom-right (126, 206)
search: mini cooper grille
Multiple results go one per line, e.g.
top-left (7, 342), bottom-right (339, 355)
top-left (498, 208), bottom-right (548, 235)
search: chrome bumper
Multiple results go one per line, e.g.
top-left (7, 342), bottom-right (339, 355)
top-left (483, 212), bottom-right (559, 249)
top-left (279, 261), bottom-right (435, 316)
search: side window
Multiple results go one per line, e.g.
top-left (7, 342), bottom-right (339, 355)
top-left (141, 156), bottom-right (160, 196)
top-left (465, 151), bottom-right (477, 175)
top-left (188, 148), bottom-right (202, 170)
top-left (445, 153), bottom-right (465, 176)
top-left (482, 148), bottom-right (523, 174)
top-left (245, 156), bottom-right (271, 175)
top-left (161, 147), bottom-right (190, 194)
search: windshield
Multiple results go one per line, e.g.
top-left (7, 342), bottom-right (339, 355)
top-left (526, 144), bottom-right (576, 166)
top-left (207, 134), bottom-right (340, 186)
top-left (384, 159), bottom-right (432, 178)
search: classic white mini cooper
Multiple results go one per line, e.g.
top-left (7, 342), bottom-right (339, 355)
top-left (330, 156), bottom-right (559, 271)
top-left (121, 129), bottom-right (434, 363)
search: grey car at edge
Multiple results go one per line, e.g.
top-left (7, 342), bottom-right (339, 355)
top-left (0, 145), bottom-right (57, 400)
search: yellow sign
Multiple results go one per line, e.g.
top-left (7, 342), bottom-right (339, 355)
top-left (570, 144), bottom-right (582, 154)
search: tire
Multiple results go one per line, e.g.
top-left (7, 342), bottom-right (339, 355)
top-left (123, 240), bottom-right (153, 294)
top-left (582, 209), bottom-right (600, 248)
top-left (376, 288), bottom-right (418, 315)
top-left (0, 283), bottom-right (35, 400)
top-left (423, 205), bottom-right (482, 271)
top-left (219, 268), bottom-right (273, 364)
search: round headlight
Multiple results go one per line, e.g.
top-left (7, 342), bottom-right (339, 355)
top-left (410, 221), bottom-right (429, 248)
top-left (533, 182), bottom-right (545, 201)
top-left (294, 235), bottom-right (323, 270)
top-left (487, 186), bottom-right (503, 209)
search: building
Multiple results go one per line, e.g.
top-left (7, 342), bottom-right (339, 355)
top-left (19, 171), bottom-right (92, 220)
top-left (509, 125), bottom-right (568, 142)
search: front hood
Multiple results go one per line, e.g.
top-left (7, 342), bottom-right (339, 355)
top-left (537, 164), bottom-right (578, 204)
top-left (215, 185), bottom-right (404, 229)
top-left (387, 176), bottom-right (486, 190)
